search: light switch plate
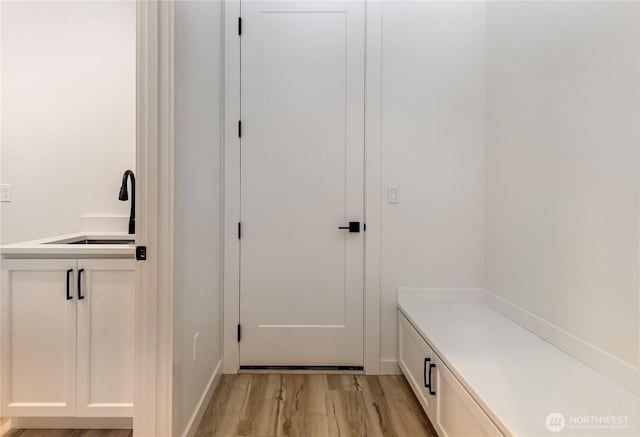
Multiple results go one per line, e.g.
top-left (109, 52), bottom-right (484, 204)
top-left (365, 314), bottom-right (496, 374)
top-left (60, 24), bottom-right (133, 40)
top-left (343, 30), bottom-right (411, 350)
top-left (387, 185), bottom-right (399, 204)
top-left (0, 184), bottom-right (12, 203)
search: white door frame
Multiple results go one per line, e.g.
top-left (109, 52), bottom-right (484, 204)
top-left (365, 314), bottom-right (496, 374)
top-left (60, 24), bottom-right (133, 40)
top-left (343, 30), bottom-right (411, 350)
top-left (223, 0), bottom-right (382, 374)
top-left (135, 0), bottom-right (174, 435)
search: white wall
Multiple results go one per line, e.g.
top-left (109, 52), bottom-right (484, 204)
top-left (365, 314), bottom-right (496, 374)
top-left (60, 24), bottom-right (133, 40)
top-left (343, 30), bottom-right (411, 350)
top-left (379, 1), bottom-right (487, 364)
top-left (173, 1), bottom-right (224, 436)
top-left (0, 1), bottom-right (136, 243)
top-left (173, 0), bottom-right (638, 399)
top-left (486, 1), bottom-right (639, 370)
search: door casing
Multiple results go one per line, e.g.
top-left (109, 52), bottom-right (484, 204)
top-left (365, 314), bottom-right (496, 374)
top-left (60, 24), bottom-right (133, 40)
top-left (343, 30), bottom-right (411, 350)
top-left (135, 0), bottom-right (174, 434)
top-left (223, 0), bottom-right (383, 374)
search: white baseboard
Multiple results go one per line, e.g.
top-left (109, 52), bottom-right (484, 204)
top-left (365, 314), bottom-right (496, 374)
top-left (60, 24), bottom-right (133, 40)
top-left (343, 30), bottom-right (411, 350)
top-left (379, 359), bottom-right (401, 375)
top-left (485, 289), bottom-right (640, 394)
top-left (1, 418), bottom-right (12, 436)
top-left (8, 417), bottom-right (132, 429)
top-left (181, 359), bottom-right (223, 437)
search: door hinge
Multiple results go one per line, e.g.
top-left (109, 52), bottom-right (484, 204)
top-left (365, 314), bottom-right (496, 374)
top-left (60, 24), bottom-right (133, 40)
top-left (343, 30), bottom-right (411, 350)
top-left (136, 246), bottom-right (147, 261)
top-left (237, 324), bottom-right (242, 342)
top-left (238, 17), bottom-right (242, 36)
top-left (238, 222), bottom-right (242, 239)
top-left (238, 120), bottom-right (242, 138)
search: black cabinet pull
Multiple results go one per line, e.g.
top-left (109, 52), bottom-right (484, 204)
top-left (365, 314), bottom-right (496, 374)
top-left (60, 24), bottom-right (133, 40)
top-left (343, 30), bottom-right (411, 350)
top-left (423, 357), bottom-right (437, 395)
top-left (77, 268), bottom-right (85, 300)
top-left (428, 362), bottom-right (436, 395)
top-left (66, 269), bottom-right (73, 300)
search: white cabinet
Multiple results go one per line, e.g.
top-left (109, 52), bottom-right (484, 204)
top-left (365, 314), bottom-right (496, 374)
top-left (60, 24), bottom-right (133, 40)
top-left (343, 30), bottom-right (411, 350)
top-left (77, 260), bottom-right (135, 417)
top-left (398, 312), bottom-right (436, 417)
top-left (399, 313), bottom-right (502, 437)
top-left (2, 258), bottom-right (135, 418)
top-left (431, 352), bottom-right (502, 437)
top-left (1, 260), bottom-right (77, 417)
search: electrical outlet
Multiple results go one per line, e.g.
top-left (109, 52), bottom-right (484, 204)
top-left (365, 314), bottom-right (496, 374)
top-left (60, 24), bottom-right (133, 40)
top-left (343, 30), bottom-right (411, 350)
top-left (0, 184), bottom-right (12, 203)
top-left (387, 185), bottom-right (399, 204)
top-left (193, 332), bottom-right (200, 362)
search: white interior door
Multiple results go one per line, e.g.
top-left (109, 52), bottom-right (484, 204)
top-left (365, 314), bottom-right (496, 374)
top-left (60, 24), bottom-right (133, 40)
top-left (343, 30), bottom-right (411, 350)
top-left (240, 0), bottom-right (365, 367)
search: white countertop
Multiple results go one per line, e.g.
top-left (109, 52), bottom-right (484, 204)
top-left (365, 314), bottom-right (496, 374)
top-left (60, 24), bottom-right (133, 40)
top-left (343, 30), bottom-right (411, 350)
top-left (1, 233), bottom-right (136, 258)
top-left (398, 295), bottom-right (640, 437)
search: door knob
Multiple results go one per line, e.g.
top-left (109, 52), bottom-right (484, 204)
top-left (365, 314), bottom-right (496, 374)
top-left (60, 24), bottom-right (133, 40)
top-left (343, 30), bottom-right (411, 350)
top-left (338, 221), bottom-right (360, 233)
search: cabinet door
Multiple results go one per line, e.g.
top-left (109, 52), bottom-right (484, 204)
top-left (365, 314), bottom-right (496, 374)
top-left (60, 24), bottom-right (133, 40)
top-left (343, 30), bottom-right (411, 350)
top-left (76, 259), bottom-right (135, 417)
top-left (431, 354), bottom-right (503, 437)
top-left (398, 313), bottom-right (436, 418)
top-left (1, 259), bottom-right (78, 416)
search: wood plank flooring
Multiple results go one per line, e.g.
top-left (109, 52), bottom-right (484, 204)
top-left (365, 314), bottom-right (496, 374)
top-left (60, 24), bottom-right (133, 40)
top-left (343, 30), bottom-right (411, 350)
top-left (195, 374), bottom-right (436, 437)
top-left (4, 429), bottom-right (131, 437)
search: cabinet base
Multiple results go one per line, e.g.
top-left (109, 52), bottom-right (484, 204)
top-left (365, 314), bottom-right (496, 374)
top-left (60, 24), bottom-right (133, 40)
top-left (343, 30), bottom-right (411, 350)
top-left (7, 417), bottom-right (132, 430)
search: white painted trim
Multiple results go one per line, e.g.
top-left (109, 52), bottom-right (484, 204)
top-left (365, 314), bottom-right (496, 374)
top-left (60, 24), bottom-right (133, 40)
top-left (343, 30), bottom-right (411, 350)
top-left (364, 0), bottom-right (383, 376)
top-left (637, 0), bottom-right (640, 397)
top-left (135, 2), bottom-right (158, 433)
top-left (485, 289), bottom-right (640, 394)
top-left (135, 0), bottom-right (175, 435)
top-left (181, 360), bottom-right (223, 437)
top-left (0, 1), bottom-right (5, 424)
top-left (156, 2), bottom-right (175, 432)
top-left (0, 418), bottom-right (11, 437)
top-left (223, 0), bottom-right (383, 374)
top-left (223, 0), bottom-right (241, 374)
top-left (8, 417), bottom-right (132, 430)
top-left (379, 359), bottom-right (401, 375)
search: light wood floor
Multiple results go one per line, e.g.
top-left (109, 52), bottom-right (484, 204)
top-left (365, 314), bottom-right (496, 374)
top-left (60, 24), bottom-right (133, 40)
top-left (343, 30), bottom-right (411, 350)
top-left (4, 429), bottom-right (131, 437)
top-left (195, 374), bottom-right (436, 437)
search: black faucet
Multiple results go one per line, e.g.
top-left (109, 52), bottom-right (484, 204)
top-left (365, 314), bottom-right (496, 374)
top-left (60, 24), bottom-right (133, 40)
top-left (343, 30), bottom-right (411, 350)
top-left (119, 170), bottom-right (136, 235)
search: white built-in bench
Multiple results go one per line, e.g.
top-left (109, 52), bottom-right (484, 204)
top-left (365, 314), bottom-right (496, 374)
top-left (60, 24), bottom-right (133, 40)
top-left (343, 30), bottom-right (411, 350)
top-left (398, 289), bottom-right (640, 437)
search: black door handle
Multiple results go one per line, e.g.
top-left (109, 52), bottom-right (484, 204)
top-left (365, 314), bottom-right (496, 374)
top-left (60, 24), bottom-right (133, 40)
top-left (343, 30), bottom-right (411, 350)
top-left (338, 221), bottom-right (360, 233)
top-left (66, 269), bottom-right (73, 300)
top-left (77, 268), bottom-right (85, 300)
top-left (428, 362), bottom-right (436, 395)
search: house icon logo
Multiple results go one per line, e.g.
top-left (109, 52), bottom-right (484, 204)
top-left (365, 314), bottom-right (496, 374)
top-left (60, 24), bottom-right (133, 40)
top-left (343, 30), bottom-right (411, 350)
top-left (546, 412), bottom-right (566, 432)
